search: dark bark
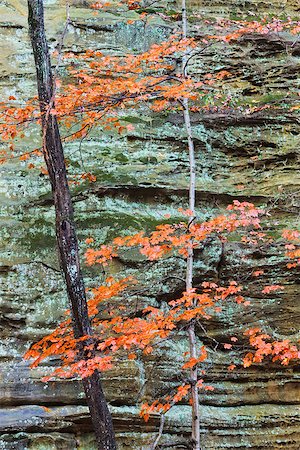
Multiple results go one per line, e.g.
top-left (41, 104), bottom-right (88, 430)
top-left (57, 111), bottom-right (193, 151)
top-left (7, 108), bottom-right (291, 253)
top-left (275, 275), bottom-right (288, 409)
top-left (27, 1), bottom-right (116, 449)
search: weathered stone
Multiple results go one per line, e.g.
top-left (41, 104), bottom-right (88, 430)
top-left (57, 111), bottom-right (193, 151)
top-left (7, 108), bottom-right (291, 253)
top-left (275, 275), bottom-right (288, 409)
top-left (0, 0), bottom-right (299, 448)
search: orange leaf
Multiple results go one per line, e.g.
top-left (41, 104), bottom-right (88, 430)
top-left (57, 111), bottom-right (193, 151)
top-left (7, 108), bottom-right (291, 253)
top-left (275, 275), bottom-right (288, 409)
top-left (223, 343), bottom-right (232, 350)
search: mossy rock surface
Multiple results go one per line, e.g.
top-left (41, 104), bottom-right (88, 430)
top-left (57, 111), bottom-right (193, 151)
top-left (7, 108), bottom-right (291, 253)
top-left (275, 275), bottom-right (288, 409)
top-left (0, 0), bottom-right (299, 449)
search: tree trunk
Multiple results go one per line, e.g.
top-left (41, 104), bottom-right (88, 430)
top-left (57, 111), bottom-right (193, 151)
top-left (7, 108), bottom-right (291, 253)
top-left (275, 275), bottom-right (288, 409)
top-left (27, 1), bottom-right (116, 449)
top-left (182, 0), bottom-right (201, 449)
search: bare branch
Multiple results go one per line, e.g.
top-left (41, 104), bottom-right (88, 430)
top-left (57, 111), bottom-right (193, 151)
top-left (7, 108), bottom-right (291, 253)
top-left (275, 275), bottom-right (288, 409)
top-left (151, 414), bottom-right (166, 450)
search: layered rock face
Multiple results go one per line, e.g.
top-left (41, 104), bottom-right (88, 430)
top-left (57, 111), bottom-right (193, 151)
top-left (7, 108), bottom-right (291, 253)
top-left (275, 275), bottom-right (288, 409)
top-left (0, 1), bottom-right (299, 449)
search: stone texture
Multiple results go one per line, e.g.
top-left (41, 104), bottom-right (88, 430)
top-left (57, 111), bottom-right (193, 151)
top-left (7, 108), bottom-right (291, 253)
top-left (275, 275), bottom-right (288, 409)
top-left (0, 0), bottom-right (300, 449)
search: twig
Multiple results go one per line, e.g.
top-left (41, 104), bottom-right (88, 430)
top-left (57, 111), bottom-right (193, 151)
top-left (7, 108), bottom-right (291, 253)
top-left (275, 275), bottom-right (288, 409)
top-left (182, 44), bottom-right (213, 74)
top-left (151, 414), bottom-right (166, 450)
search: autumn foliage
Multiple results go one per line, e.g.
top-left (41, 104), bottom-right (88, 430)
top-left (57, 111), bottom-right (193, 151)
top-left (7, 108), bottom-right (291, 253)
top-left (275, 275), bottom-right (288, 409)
top-left (243, 327), bottom-right (300, 368)
top-left (0, 12), bottom-right (299, 169)
top-left (24, 200), bottom-right (300, 420)
top-left (1, 0), bottom-right (299, 429)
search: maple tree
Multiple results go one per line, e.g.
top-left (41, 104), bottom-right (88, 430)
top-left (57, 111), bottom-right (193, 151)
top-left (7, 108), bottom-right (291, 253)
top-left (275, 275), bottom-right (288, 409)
top-left (1, 0), bottom-right (300, 449)
top-left (24, 201), bottom-right (300, 446)
top-left (2, 9), bottom-right (299, 167)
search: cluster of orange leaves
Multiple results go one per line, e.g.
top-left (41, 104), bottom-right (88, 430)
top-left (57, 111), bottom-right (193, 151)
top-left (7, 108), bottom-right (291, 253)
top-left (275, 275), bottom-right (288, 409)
top-left (24, 277), bottom-right (129, 379)
top-left (59, 35), bottom-right (199, 120)
top-left (282, 229), bottom-right (300, 269)
top-left (1, 12), bottom-right (299, 165)
top-left (0, 35), bottom-right (200, 166)
top-left (140, 378), bottom-right (215, 421)
top-left (24, 201), bottom-right (300, 419)
top-left (239, 227), bottom-right (300, 368)
top-left (92, 0), bottom-right (142, 10)
top-left (243, 328), bottom-right (300, 367)
top-left (86, 200), bottom-right (262, 265)
top-left (206, 17), bottom-right (300, 42)
top-left (24, 204), bottom-right (259, 386)
top-left (26, 202), bottom-right (261, 373)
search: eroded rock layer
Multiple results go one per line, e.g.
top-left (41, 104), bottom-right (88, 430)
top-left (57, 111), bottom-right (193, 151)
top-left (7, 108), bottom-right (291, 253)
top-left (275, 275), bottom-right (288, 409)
top-left (0, 1), bottom-right (299, 449)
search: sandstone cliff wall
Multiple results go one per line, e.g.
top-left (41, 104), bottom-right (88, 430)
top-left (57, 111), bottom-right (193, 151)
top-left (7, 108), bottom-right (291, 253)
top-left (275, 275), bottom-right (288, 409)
top-left (0, 1), bottom-right (299, 449)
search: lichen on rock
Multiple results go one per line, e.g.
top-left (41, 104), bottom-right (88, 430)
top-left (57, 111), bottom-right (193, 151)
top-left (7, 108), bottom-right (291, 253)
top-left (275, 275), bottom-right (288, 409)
top-left (0, 0), bottom-right (299, 449)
